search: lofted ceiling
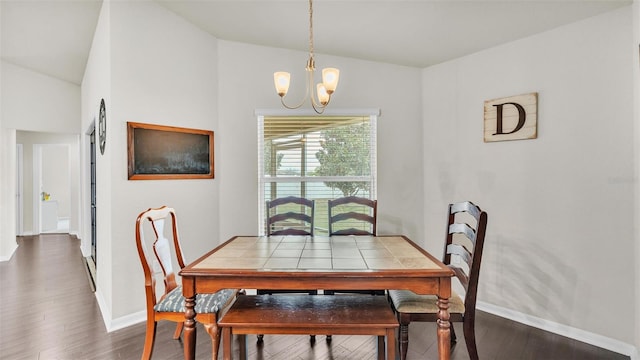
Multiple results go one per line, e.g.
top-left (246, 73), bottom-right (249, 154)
top-left (0, 0), bottom-right (631, 86)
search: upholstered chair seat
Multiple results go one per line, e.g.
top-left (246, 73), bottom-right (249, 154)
top-left (387, 290), bottom-right (465, 314)
top-left (154, 287), bottom-right (236, 314)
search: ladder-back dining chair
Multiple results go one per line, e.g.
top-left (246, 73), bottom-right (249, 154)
top-left (325, 196), bottom-right (383, 296)
top-left (327, 196), bottom-right (377, 236)
top-left (265, 196), bottom-right (316, 236)
top-left (260, 195), bottom-right (317, 298)
top-left (387, 201), bottom-right (488, 360)
top-left (258, 196), bottom-right (318, 342)
top-left (135, 206), bottom-right (239, 360)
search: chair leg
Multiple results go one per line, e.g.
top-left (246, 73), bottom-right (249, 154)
top-left (141, 320), bottom-right (157, 360)
top-left (173, 322), bottom-right (184, 340)
top-left (398, 322), bottom-right (409, 360)
top-left (203, 322), bottom-right (221, 360)
top-left (462, 318), bottom-right (479, 360)
top-left (450, 322), bottom-right (457, 347)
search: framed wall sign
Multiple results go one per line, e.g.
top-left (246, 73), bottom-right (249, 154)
top-left (127, 122), bottom-right (214, 180)
top-left (484, 92), bottom-right (538, 142)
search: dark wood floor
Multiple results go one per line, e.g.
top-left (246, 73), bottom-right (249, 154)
top-left (0, 234), bottom-right (629, 360)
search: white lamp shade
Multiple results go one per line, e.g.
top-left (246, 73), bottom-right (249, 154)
top-left (274, 72), bottom-right (291, 96)
top-left (317, 83), bottom-right (329, 105)
top-left (322, 68), bottom-right (339, 94)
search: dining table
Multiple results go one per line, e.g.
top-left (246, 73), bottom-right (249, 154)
top-left (179, 234), bottom-right (454, 360)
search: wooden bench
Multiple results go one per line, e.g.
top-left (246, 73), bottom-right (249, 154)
top-left (219, 294), bottom-right (399, 360)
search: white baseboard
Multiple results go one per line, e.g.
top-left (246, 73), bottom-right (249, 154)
top-left (93, 287), bottom-right (110, 331)
top-left (94, 286), bottom-right (146, 333)
top-left (477, 301), bottom-right (638, 360)
top-left (108, 310), bottom-right (146, 332)
top-left (0, 243), bottom-right (18, 262)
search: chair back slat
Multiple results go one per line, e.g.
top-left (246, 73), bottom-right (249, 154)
top-left (152, 219), bottom-right (171, 273)
top-left (446, 243), bottom-right (472, 268)
top-left (269, 212), bottom-right (312, 224)
top-left (450, 201), bottom-right (482, 220)
top-left (448, 222), bottom-right (477, 245)
top-left (135, 206), bottom-right (186, 305)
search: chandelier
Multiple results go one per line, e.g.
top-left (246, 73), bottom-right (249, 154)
top-left (273, 0), bottom-right (339, 114)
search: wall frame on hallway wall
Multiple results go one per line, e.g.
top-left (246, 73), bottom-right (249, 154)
top-left (127, 122), bottom-right (214, 180)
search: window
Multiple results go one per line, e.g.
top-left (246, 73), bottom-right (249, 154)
top-left (257, 112), bottom-right (378, 235)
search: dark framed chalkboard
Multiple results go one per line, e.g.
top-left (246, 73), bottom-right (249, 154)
top-left (127, 122), bottom-right (214, 180)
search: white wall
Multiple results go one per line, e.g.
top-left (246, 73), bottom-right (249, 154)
top-left (217, 41), bottom-right (424, 243)
top-left (81, 0), bottom-right (222, 324)
top-left (0, 128), bottom-right (18, 261)
top-left (1, 61), bottom-right (80, 133)
top-left (80, 0), bottom-right (424, 327)
top-left (422, 5), bottom-right (636, 351)
top-left (1, 60), bottom-right (80, 259)
top-left (632, 0), bottom-right (640, 354)
top-left (81, 0), bottom-right (113, 326)
top-left (0, 45), bottom-right (18, 260)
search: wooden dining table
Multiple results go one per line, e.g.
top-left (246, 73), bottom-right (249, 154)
top-left (179, 235), bottom-right (454, 360)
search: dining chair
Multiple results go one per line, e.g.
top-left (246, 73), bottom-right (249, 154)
top-left (324, 196), bottom-right (383, 296)
top-left (327, 195), bottom-right (377, 236)
top-left (259, 196), bottom-right (317, 297)
top-left (387, 201), bottom-right (488, 360)
top-left (265, 195), bottom-right (316, 236)
top-left (258, 196), bottom-right (318, 342)
top-left (135, 206), bottom-right (239, 360)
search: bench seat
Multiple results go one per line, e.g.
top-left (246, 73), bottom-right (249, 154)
top-left (219, 294), bottom-right (398, 360)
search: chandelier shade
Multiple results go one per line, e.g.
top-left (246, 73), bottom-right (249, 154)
top-left (274, 72), bottom-right (291, 97)
top-left (273, 0), bottom-right (339, 114)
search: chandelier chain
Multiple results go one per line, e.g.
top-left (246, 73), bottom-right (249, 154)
top-left (308, 0), bottom-right (314, 63)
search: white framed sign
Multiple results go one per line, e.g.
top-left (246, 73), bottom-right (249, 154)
top-left (484, 93), bottom-right (537, 142)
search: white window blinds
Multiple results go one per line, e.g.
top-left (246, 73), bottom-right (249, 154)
top-left (257, 113), bottom-right (378, 235)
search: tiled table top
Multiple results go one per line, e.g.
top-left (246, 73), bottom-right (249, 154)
top-left (194, 235), bottom-right (440, 271)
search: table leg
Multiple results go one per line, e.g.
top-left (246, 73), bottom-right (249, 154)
top-left (183, 295), bottom-right (197, 360)
top-left (436, 295), bottom-right (451, 360)
top-left (386, 328), bottom-right (396, 360)
top-left (377, 335), bottom-right (384, 360)
top-left (223, 327), bottom-right (232, 360)
top-left (239, 334), bottom-right (247, 360)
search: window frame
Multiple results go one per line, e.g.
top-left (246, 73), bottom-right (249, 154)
top-left (256, 108), bottom-right (379, 235)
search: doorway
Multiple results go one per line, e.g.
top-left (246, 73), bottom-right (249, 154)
top-left (34, 144), bottom-right (71, 234)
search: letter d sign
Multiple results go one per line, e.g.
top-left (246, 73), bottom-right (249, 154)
top-left (484, 93), bottom-right (537, 142)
